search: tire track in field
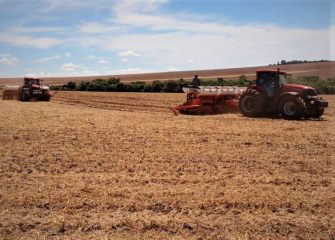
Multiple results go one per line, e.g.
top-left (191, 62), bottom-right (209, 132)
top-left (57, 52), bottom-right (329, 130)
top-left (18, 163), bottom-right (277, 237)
top-left (52, 94), bottom-right (173, 113)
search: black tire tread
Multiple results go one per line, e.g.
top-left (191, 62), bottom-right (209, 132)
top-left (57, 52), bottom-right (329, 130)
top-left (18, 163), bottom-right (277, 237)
top-left (279, 96), bottom-right (305, 120)
top-left (239, 89), bottom-right (265, 117)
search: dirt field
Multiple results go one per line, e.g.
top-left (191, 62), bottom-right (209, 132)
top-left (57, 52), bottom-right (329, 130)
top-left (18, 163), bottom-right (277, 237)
top-left (1, 61), bottom-right (335, 87)
top-left (0, 91), bottom-right (334, 239)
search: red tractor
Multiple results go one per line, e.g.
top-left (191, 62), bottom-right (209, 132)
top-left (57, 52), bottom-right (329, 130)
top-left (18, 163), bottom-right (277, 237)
top-left (238, 69), bottom-right (328, 120)
top-left (2, 77), bottom-right (51, 101)
top-left (20, 77), bottom-right (50, 101)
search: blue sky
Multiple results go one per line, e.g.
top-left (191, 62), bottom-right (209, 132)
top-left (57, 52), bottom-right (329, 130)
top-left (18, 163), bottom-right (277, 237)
top-left (0, 0), bottom-right (334, 78)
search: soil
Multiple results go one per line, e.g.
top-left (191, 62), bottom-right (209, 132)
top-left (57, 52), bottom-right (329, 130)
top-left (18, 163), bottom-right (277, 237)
top-left (0, 91), bottom-right (334, 239)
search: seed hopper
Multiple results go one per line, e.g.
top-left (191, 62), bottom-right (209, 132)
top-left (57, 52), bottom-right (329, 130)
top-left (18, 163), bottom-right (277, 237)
top-left (171, 86), bottom-right (247, 115)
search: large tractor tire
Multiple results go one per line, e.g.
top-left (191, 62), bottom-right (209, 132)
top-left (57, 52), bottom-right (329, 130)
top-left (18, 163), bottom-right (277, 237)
top-left (279, 96), bottom-right (305, 120)
top-left (22, 92), bottom-right (30, 102)
top-left (306, 108), bottom-right (324, 119)
top-left (239, 89), bottom-right (265, 117)
top-left (43, 94), bottom-right (50, 101)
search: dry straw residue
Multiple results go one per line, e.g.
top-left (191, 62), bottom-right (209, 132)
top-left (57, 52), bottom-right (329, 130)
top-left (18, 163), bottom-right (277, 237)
top-left (0, 91), bottom-right (334, 239)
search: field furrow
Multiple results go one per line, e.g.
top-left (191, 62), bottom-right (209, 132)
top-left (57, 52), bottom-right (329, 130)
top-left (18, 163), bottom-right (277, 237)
top-left (0, 92), bottom-right (334, 239)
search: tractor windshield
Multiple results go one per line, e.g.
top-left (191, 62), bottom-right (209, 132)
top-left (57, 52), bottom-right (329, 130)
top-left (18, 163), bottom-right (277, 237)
top-left (257, 72), bottom-right (288, 96)
top-left (31, 79), bottom-right (40, 85)
top-left (279, 74), bottom-right (287, 85)
top-left (24, 78), bottom-right (40, 87)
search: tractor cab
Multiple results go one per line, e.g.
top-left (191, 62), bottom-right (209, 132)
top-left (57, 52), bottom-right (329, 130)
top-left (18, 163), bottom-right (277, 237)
top-left (23, 77), bottom-right (41, 89)
top-left (255, 69), bottom-right (287, 97)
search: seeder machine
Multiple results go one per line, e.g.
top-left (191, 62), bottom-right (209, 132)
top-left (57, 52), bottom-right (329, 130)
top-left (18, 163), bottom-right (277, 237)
top-left (171, 86), bottom-right (247, 115)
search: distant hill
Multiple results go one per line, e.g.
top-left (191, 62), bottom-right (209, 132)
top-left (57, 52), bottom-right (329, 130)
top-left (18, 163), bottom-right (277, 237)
top-left (1, 61), bottom-right (334, 87)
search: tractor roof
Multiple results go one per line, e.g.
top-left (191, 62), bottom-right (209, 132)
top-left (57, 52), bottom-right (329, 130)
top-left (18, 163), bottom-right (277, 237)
top-left (256, 69), bottom-right (287, 74)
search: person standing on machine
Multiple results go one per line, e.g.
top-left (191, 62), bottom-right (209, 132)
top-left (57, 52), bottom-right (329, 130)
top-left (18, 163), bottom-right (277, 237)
top-left (192, 75), bottom-right (200, 87)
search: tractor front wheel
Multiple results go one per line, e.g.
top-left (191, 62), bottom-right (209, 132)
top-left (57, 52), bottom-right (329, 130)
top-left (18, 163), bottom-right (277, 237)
top-left (239, 89), bottom-right (265, 117)
top-left (306, 108), bottom-right (324, 118)
top-left (43, 94), bottom-right (51, 101)
top-left (22, 92), bottom-right (30, 102)
top-left (279, 96), bottom-right (305, 120)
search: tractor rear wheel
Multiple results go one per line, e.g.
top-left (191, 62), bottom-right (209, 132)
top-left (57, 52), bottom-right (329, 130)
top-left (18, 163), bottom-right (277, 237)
top-left (279, 96), bottom-right (305, 120)
top-left (239, 89), bottom-right (265, 117)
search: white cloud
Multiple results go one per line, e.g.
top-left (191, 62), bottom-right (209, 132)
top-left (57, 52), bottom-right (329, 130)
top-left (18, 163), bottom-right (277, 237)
top-left (60, 63), bottom-right (82, 72)
top-left (330, 24), bottom-right (335, 60)
top-left (36, 55), bottom-right (61, 63)
top-left (36, 1), bottom-right (61, 13)
top-left (1, 56), bottom-right (19, 65)
top-left (98, 60), bottom-right (109, 64)
top-left (113, 0), bottom-right (169, 14)
top-left (103, 25), bottom-right (331, 69)
top-left (82, 68), bottom-right (100, 76)
top-left (26, 72), bottom-right (46, 78)
top-left (85, 54), bottom-right (109, 64)
top-left (166, 66), bottom-right (178, 72)
top-left (111, 1), bottom-right (229, 35)
top-left (11, 26), bottom-right (66, 34)
top-left (0, 0), bottom-right (332, 78)
top-left (84, 54), bottom-right (97, 60)
top-left (73, 37), bottom-right (105, 49)
top-left (84, 54), bottom-right (104, 60)
top-left (118, 50), bottom-right (141, 57)
top-left (35, 0), bottom-right (108, 13)
top-left (27, 69), bottom-right (99, 78)
top-left (78, 22), bottom-right (120, 34)
top-left (105, 68), bottom-right (156, 75)
top-left (0, 33), bottom-right (63, 49)
top-left (58, 63), bottom-right (99, 76)
top-left (104, 0), bottom-right (332, 68)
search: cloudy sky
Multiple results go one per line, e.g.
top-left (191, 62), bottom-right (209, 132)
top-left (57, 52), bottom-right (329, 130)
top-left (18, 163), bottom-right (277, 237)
top-left (0, 0), bottom-right (334, 78)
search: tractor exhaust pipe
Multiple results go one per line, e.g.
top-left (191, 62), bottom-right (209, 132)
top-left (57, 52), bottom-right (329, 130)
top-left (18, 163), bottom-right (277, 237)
top-left (274, 68), bottom-right (280, 100)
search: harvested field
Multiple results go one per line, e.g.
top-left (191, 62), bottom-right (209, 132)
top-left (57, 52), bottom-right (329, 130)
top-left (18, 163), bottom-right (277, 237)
top-left (0, 91), bottom-right (334, 239)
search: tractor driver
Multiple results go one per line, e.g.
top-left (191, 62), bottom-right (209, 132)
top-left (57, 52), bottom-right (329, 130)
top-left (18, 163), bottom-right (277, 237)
top-left (258, 72), bottom-right (274, 96)
top-left (192, 75), bottom-right (200, 87)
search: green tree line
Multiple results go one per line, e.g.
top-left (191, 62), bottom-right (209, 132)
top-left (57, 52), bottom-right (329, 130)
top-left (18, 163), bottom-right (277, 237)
top-left (269, 59), bottom-right (331, 66)
top-left (50, 75), bottom-right (335, 94)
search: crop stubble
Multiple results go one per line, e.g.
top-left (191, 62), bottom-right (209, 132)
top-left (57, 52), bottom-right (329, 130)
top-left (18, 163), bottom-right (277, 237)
top-left (0, 91), bottom-right (334, 239)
